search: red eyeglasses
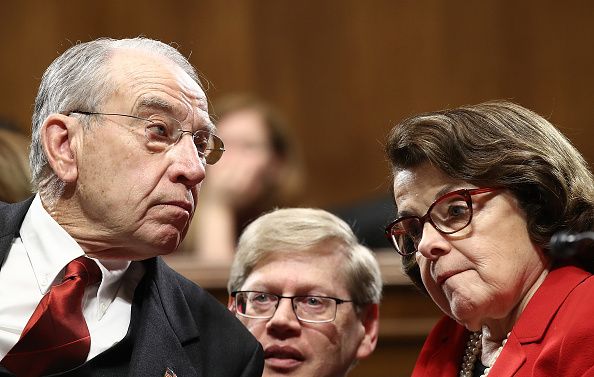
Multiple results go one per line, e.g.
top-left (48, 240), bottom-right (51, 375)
top-left (385, 187), bottom-right (500, 256)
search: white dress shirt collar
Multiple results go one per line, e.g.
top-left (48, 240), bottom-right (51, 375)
top-left (19, 194), bottom-right (130, 316)
top-left (20, 195), bottom-right (84, 294)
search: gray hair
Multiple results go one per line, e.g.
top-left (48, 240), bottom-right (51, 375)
top-left (228, 208), bottom-right (383, 307)
top-left (30, 37), bottom-right (201, 201)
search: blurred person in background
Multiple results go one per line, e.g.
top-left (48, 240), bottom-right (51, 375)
top-left (184, 94), bottom-right (304, 263)
top-left (332, 194), bottom-right (395, 249)
top-left (228, 207), bottom-right (382, 377)
top-left (0, 124), bottom-right (31, 203)
top-left (385, 101), bottom-right (594, 376)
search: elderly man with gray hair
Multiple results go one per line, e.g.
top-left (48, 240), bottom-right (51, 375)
top-left (228, 207), bottom-right (382, 377)
top-left (0, 38), bottom-right (263, 377)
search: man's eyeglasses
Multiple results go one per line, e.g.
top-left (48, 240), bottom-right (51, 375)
top-left (384, 187), bottom-right (500, 256)
top-left (67, 111), bottom-right (225, 165)
top-left (231, 290), bottom-right (353, 323)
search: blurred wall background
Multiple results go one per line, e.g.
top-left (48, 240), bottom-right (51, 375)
top-left (2, 2), bottom-right (594, 375)
top-left (2, 1), bottom-right (594, 211)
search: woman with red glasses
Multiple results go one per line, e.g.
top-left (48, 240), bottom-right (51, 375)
top-left (385, 101), bottom-right (594, 377)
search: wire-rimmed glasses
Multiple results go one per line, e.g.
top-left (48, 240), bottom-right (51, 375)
top-left (67, 111), bottom-right (225, 165)
top-left (384, 187), bottom-right (500, 256)
top-left (231, 290), bottom-right (353, 323)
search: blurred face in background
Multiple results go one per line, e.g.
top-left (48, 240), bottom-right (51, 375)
top-left (206, 109), bottom-right (280, 209)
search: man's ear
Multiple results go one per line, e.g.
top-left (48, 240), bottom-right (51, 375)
top-left (41, 114), bottom-right (79, 183)
top-left (227, 296), bottom-right (236, 312)
top-left (356, 303), bottom-right (380, 360)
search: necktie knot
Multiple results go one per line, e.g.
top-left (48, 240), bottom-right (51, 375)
top-left (64, 256), bottom-right (102, 286)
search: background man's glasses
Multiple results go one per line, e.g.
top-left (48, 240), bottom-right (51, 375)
top-left (384, 187), bottom-right (499, 256)
top-left (67, 111), bottom-right (225, 165)
top-left (231, 290), bottom-right (352, 323)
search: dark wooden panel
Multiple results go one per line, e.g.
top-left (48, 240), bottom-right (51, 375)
top-left (2, 1), bottom-right (594, 208)
top-left (2, 4), bottom-right (593, 371)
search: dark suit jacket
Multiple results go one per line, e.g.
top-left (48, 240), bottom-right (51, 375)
top-left (411, 265), bottom-right (594, 377)
top-left (0, 198), bottom-right (264, 377)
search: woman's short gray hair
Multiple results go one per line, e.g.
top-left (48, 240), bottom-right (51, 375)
top-left (30, 37), bottom-right (200, 201)
top-left (227, 208), bottom-right (383, 307)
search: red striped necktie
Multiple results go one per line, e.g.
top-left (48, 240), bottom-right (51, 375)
top-left (1, 256), bottom-right (102, 377)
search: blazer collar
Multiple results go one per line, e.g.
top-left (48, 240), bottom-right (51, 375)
top-left (412, 316), bottom-right (468, 377)
top-left (488, 331), bottom-right (526, 376)
top-left (126, 257), bottom-right (201, 377)
top-left (513, 265), bottom-right (590, 342)
top-left (488, 265), bottom-right (590, 376)
top-left (150, 257), bottom-right (201, 342)
top-left (0, 197), bottom-right (35, 266)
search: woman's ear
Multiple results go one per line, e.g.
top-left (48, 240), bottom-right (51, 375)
top-left (41, 114), bottom-right (80, 183)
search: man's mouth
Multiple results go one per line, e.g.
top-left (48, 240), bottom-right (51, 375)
top-left (264, 345), bottom-right (305, 370)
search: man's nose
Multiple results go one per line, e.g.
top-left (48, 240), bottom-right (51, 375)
top-left (266, 298), bottom-right (301, 337)
top-left (169, 133), bottom-right (206, 188)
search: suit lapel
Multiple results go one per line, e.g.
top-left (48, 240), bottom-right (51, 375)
top-left (512, 266), bottom-right (589, 343)
top-left (412, 316), bottom-right (468, 377)
top-left (153, 258), bottom-right (201, 344)
top-left (0, 197), bottom-right (34, 268)
top-left (128, 258), bottom-right (200, 377)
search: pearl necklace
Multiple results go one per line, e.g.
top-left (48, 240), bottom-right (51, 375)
top-left (459, 331), bottom-right (509, 377)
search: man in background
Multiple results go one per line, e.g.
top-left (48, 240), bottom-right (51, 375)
top-left (0, 37), bottom-right (263, 377)
top-left (228, 207), bottom-right (382, 377)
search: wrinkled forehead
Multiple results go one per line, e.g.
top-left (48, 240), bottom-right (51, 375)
top-left (392, 167), bottom-right (425, 206)
top-left (392, 163), bottom-right (466, 214)
top-left (105, 49), bottom-right (212, 130)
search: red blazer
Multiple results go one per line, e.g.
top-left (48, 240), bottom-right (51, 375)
top-left (411, 266), bottom-right (594, 377)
